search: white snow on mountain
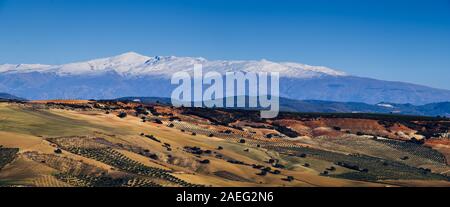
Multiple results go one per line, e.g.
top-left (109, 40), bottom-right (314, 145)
top-left (0, 64), bottom-right (52, 73)
top-left (376, 103), bottom-right (395, 108)
top-left (0, 52), bottom-right (346, 78)
top-left (2, 52), bottom-right (450, 105)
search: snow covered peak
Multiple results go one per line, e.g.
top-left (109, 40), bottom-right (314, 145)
top-left (110, 52), bottom-right (150, 62)
top-left (51, 52), bottom-right (152, 75)
top-left (0, 52), bottom-right (347, 78)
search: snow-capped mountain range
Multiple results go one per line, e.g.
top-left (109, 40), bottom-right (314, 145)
top-left (0, 52), bottom-right (345, 78)
top-left (1, 52), bottom-right (450, 105)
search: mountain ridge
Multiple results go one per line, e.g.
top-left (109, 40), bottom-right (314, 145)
top-left (1, 52), bottom-right (450, 104)
top-left (115, 96), bottom-right (450, 117)
top-left (0, 52), bottom-right (346, 78)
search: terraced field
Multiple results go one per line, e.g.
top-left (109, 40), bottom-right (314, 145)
top-left (54, 173), bottom-right (161, 187)
top-left (266, 145), bottom-right (450, 182)
top-left (286, 135), bottom-right (450, 174)
top-left (375, 138), bottom-right (447, 164)
top-left (45, 136), bottom-right (200, 187)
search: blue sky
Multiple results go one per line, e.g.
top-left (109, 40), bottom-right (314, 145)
top-left (1, 0), bottom-right (450, 89)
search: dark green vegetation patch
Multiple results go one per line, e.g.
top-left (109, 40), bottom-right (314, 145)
top-left (266, 145), bottom-right (450, 182)
top-left (0, 147), bottom-right (19, 170)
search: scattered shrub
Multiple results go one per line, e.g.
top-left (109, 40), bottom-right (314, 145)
top-left (145, 134), bottom-right (161, 143)
top-left (283, 176), bottom-right (294, 182)
top-left (256, 170), bottom-right (267, 176)
top-left (272, 170), bottom-right (281, 175)
top-left (400, 156), bottom-right (409, 160)
top-left (117, 112), bottom-right (127, 118)
top-left (273, 163), bottom-right (285, 169)
top-left (199, 159), bottom-right (210, 164)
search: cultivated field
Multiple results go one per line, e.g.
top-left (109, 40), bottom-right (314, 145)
top-left (0, 101), bottom-right (449, 187)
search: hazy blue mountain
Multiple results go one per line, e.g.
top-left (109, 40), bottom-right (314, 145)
top-left (0, 92), bottom-right (25, 101)
top-left (280, 99), bottom-right (450, 117)
top-left (115, 96), bottom-right (450, 117)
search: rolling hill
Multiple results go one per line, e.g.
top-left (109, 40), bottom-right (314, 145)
top-left (0, 100), bottom-right (449, 187)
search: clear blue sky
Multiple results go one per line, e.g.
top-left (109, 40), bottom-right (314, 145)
top-left (1, 0), bottom-right (450, 89)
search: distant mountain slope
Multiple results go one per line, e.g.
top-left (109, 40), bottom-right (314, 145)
top-left (1, 52), bottom-right (450, 104)
top-left (0, 92), bottom-right (25, 101)
top-left (279, 76), bottom-right (450, 104)
top-left (280, 99), bottom-right (450, 117)
top-left (115, 96), bottom-right (450, 117)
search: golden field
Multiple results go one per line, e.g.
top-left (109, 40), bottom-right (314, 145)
top-left (0, 101), bottom-right (449, 187)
